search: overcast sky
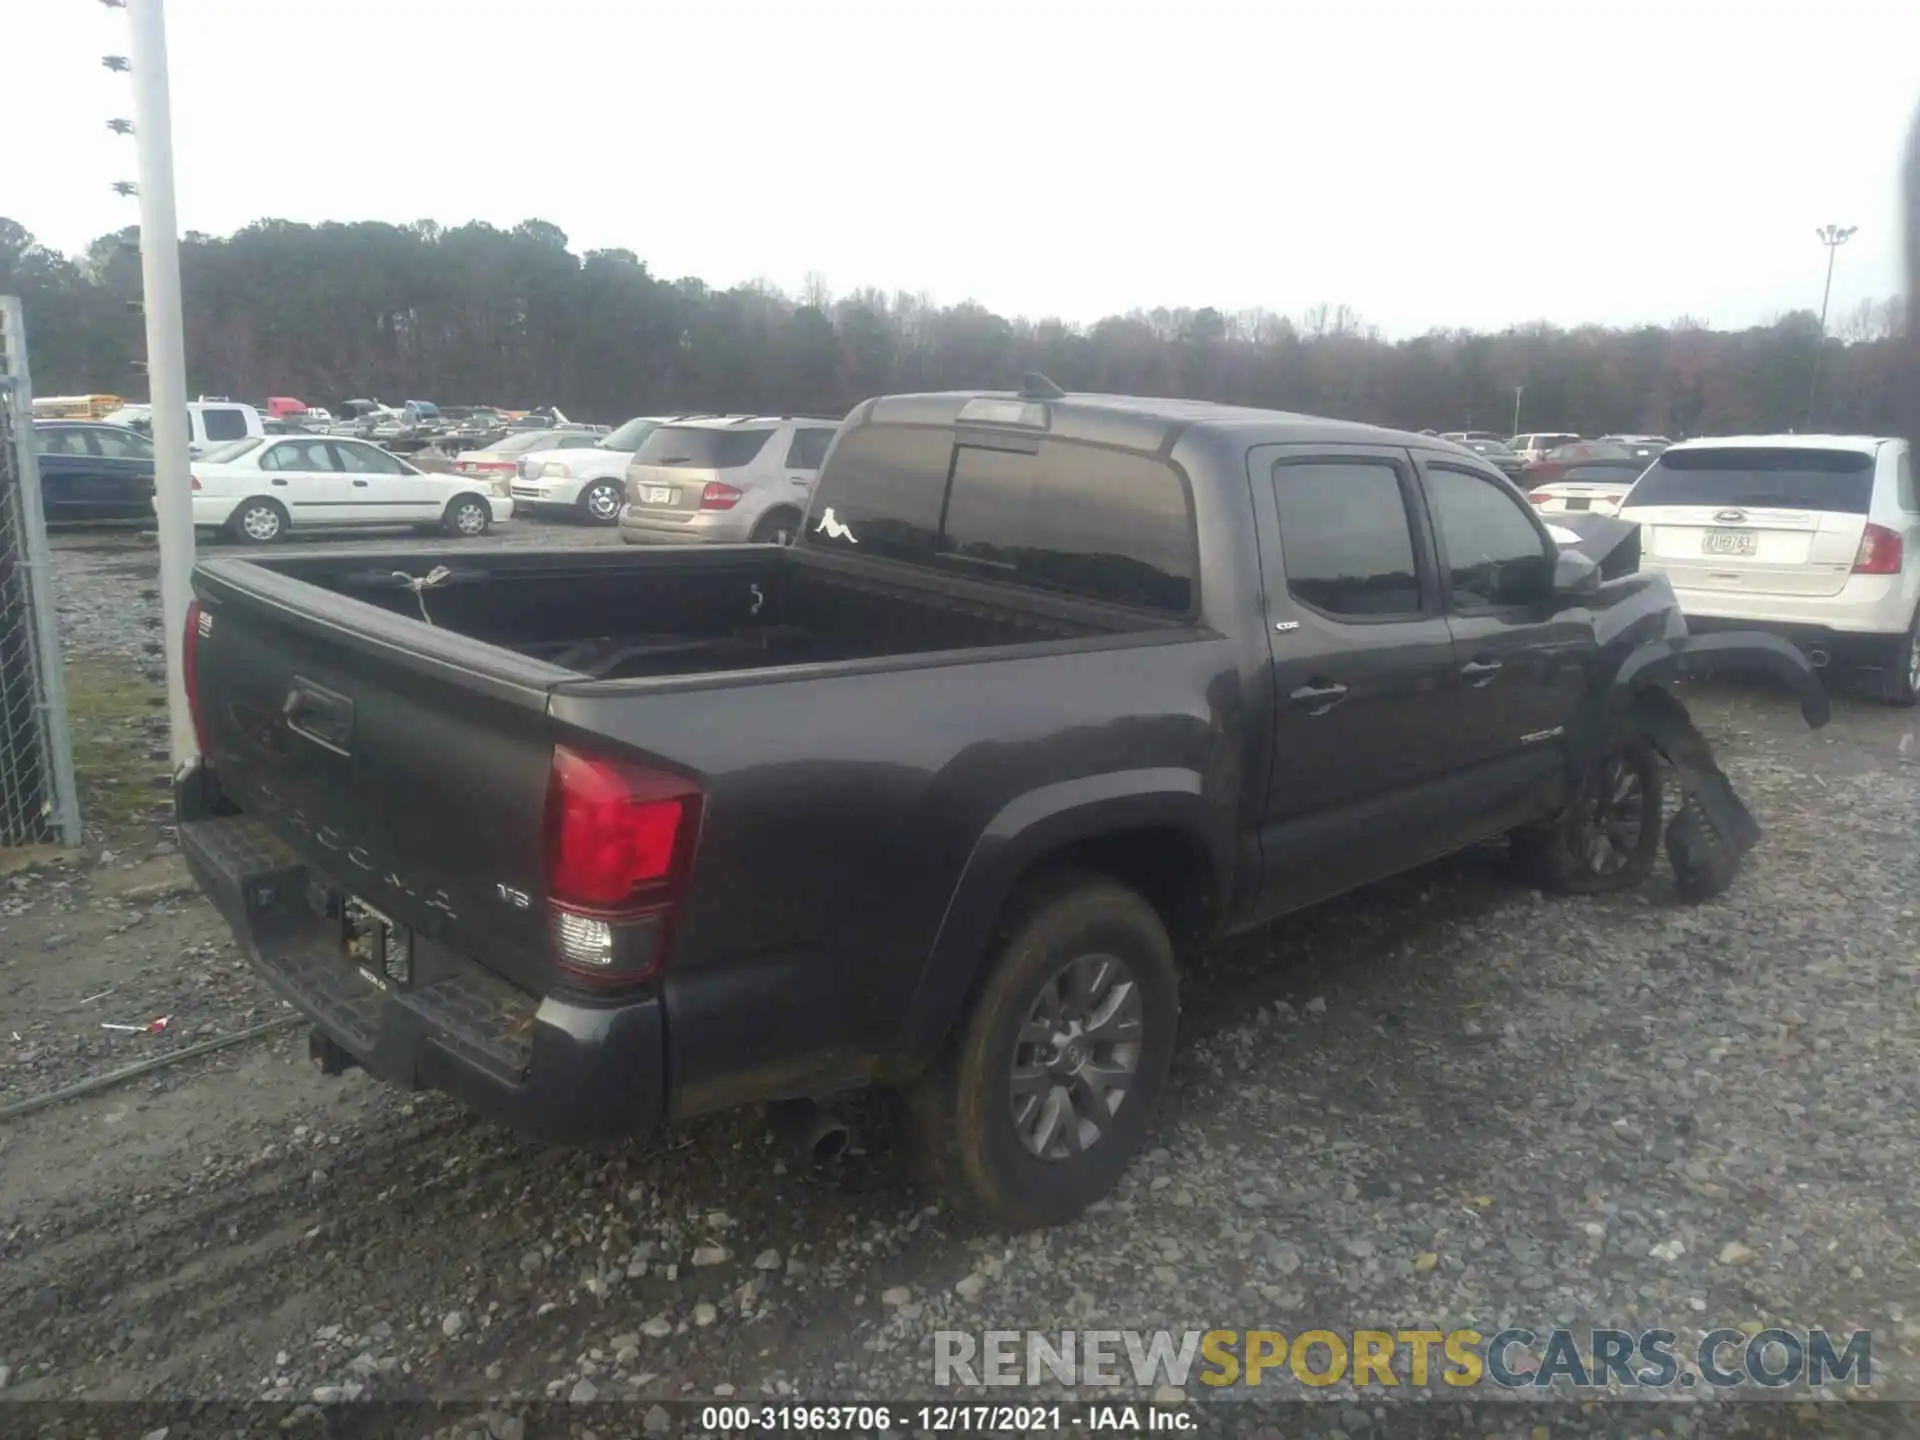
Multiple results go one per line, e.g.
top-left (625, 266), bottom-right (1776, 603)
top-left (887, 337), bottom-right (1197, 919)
top-left (11, 0), bottom-right (1917, 337)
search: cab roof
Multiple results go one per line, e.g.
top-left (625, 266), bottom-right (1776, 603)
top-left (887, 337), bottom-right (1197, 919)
top-left (861, 387), bottom-right (1445, 457)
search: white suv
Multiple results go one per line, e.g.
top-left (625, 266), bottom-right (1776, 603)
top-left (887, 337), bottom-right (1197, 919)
top-left (510, 414), bottom-right (712, 524)
top-left (1618, 435), bottom-right (1919, 704)
top-left (620, 415), bottom-right (840, 546)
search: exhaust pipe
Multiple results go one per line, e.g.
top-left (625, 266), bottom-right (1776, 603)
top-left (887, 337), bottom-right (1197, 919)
top-left (767, 1098), bottom-right (852, 1166)
top-left (308, 1027), bottom-right (361, 1077)
top-left (1808, 648), bottom-right (1831, 669)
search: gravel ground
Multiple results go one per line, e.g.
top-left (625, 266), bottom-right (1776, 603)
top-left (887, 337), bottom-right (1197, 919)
top-left (2, 519), bottom-right (1917, 1437)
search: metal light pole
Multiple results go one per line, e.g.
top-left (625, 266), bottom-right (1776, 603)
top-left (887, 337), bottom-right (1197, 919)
top-left (1511, 385), bottom-right (1524, 437)
top-left (120, 0), bottom-right (199, 768)
top-left (1807, 223), bottom-right (1857, 430)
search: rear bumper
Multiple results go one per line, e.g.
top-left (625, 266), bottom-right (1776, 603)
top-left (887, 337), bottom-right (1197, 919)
top-left (1652, 571), bottom-right (1911, 636)
top-left (618, 506), bottom-right (754, 545)
top-left (176, 766), bottom-right (664, 1144)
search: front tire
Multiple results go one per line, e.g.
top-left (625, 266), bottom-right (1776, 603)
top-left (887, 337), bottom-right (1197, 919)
top-left (228, 497), bottom-right (287, 544)
top-left (578, 480), bottom-right (623, 526)
top-left (908, 871), bottom-right (1177, 1231)
top-left (443, 494), bottom-right (492, 538)
top-left (1511, 737), bottom-right (1663, 895)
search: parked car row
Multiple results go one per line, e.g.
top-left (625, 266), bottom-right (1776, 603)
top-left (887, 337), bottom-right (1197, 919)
top-left (34, 406), bottom-right (1912, 729)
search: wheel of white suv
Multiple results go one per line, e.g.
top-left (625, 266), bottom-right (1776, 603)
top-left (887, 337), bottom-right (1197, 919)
top-left (908, 870), bottom-right (1177, 1231)
top-left (1873, 610), bottom-right (1920, 707)
top-left (578, 480), bottom-right (623, 526)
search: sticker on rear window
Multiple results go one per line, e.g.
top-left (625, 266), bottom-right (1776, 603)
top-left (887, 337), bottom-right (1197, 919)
top-left (814, 507), bottom-right (858, 543)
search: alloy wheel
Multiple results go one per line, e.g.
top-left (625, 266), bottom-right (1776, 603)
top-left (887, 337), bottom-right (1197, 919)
top-left (1575, 755), bottom-right (1646, 875)
top-left (1008, 953), bottom-right (1144, 1161)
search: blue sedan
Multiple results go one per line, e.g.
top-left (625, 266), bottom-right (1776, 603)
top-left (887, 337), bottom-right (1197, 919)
top-left (32, 421), bottom-right (155, 521)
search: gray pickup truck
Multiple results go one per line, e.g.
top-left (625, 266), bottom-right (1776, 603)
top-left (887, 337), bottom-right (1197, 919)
top-left (175, 379), bottom-right (1826, 1230)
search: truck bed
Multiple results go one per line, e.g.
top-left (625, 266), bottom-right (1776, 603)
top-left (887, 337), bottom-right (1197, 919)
top-left (226, 544), bottom-right (1144, 681)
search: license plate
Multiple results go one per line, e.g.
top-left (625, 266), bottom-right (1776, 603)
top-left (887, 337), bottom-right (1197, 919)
top-left (344, 895), bottom-right (412, 989)
top-left (1701, 529), bottom-right (1757, 557)
top-left (639, 485), bottom-right (676, 505)
top-left (1564, 497), bottom-right (1590, 511)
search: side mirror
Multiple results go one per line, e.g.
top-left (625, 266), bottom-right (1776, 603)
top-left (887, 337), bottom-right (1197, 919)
top-left (1553, 547), bottom-right (1601, 598)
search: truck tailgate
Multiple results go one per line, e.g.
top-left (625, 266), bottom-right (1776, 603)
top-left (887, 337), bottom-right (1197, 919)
top-left (190, 558), bottom-right (567, 995)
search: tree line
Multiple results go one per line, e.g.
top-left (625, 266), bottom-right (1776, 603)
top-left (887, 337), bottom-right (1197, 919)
top-left (1, 215), bottom-right (1908, 439)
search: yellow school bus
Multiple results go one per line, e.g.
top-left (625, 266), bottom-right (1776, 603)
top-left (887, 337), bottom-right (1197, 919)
top-left (32, 394), bottom-right (125, 421)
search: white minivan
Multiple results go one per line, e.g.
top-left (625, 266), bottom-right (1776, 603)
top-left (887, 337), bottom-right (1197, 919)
top-left (1618, 435), bottom-right (1919, 704)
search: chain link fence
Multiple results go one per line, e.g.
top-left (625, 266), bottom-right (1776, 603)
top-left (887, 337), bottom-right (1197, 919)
top-left (0, 296), bottom-right (81, 848)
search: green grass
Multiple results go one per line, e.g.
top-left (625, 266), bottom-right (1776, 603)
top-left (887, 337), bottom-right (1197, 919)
top-left (63, 657), bottom-right (170, 838)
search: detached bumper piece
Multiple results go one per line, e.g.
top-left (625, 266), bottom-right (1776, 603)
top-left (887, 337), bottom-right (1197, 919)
top-left (1646, 709), bottom-right (1763, 903)
top-left (178, 809), bottom-right (666, 1143)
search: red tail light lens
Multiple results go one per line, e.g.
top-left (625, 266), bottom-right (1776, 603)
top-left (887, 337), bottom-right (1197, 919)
top-left (545, 747), bottom-right (701, 912)
top-left (544, 748), bottom-right (702, 983)
top-left (182, 598), bottom-right (211, 759)
top-left (1527, 490), bottom-right (1552, 505)
top-left (1852, 523), bottom-right (1903, 575)
top-left (190, 474), bottom-right (202, 492)
top-left (700, 482), bottom-right (743, 510)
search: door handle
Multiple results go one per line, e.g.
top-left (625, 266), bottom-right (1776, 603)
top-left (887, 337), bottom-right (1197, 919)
top-left (352, 479), bottom-right (369, 487)
top-left (270, 478), bottom-right (289, 486)
top-left (1289, 681), bottom-right (1349, 716)
top-left (1461, 659), bottom-right (1503, 686)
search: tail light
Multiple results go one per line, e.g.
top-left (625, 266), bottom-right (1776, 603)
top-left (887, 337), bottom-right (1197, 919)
top-left (543, 746), bottom-right (702, 983)
top-left (1527, 490), bottom-right (1552, 505)
top-left (182, 598), bottom-right (211, 759)
top-left (1852, 523), bottom-right (1903, 575)
top-left (700, 482), bottom-right (743, 510)
top-left (190, 474), bottom-right (202, 491)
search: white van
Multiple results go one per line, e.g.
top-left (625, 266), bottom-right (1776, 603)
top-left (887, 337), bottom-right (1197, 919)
top-left (103, 401), bottom-right (267, 457)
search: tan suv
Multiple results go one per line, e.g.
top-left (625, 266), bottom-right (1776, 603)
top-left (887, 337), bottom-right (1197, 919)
top-left (620, 415), bottom-right (840, 546)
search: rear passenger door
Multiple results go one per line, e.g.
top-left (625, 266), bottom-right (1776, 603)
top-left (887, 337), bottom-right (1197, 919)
top-left (783, 425), bottom-right (837, 500)
top-left (1250, 445), bottom-right (1464, 915)
top-left (1417, 459), bottom-right (1593, 824)
top-left (82, 424), bottom-right (156, 517)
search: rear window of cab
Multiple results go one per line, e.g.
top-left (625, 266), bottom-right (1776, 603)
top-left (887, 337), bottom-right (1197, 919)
top-left (804, 423), bottom-right (1197, 614)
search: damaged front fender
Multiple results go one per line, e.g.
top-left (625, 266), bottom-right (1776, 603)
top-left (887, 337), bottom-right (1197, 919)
top-left (1594, 628), bottom-right (1827, 902)
top-left (1610, 629), bottom-right (1832, 731)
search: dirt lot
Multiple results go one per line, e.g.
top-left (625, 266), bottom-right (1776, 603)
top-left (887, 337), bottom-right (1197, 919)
top-left (3, 520), bottom-right (1919, 1434)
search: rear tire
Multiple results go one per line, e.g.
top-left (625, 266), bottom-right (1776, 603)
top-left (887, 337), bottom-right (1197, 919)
top-left (577, 480), bottom-right (623, 526)
top-left (1511, 737), bottom-right (1663, 895)
top-left (1871, 612), bottom-right (1920, 707)
top-left (227, 497), bottom-right (287, 544)
top-left (907, 870), bottom-right (1177, 1231)
top-left (750, 508), bottom-right (802, 546)
top-left (443, 494), bottom-right (492, 538)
